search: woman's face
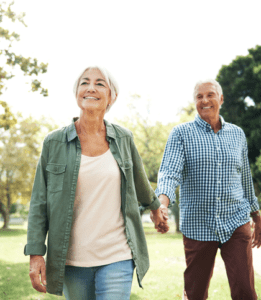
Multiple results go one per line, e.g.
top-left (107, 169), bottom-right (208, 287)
top-left (76, 68), bottom-right (112, 113)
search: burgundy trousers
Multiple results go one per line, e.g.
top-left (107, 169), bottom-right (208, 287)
top-left (183, 222), bottom-right (257, 300)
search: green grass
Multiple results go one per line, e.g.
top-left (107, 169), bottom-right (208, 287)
top-left (0, 222), bottom-right (260, 299)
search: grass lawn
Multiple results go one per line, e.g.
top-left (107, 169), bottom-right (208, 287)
top-left (0, 222), bottom-right (260, 299)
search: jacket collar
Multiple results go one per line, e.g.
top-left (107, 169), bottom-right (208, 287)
top-left (194, 114), bottom-right (227, 132)
top-left (66, 117), bottom-right (116, 142)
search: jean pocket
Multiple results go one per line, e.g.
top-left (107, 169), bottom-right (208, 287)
top-left (46, 163), bottom-right (66, 193)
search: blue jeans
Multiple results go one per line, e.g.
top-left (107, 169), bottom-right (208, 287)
top-left (63, 259), bottom-right (134, 300)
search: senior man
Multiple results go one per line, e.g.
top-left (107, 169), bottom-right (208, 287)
top-left (154, 79), bottom-right (261, 300)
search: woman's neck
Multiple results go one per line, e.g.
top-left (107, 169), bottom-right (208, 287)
top-left (76, 110), bottom-right (106, 135)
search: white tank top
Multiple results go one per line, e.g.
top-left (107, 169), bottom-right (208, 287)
top-left (66, 149), bottom-right (132, 267)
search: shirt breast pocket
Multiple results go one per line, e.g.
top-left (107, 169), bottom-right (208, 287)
top-left (122, 159), bottom-right (133, 186)
top-left (46, 163), bottom-right (66, 193)
top-left (224, 142), bottom-right (241, 165)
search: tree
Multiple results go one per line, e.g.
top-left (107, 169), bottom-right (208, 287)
top-left (0, 114), bottom-right (57, 229)
top-left (116, 96), bottom-right (175, 183)
top-left (216, 45), bottom-right (261, 198)
top-left (116, 96), bottom-right (196, 232)
top-left (0, 1), bottom-right (48, 129)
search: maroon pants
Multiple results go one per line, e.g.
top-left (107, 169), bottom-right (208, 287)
top-left (183, 222), bottom-right (257, 300)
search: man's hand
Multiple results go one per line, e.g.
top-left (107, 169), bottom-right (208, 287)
top-left (150, 204), bottom-right (169, 233)
top-left (29, 255), bottom-right (46, 293)
top-left (252, 215), bottom-right (261, 248)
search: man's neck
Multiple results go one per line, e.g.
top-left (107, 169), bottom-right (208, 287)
top-left (200, 115), bottom-right (221, 133)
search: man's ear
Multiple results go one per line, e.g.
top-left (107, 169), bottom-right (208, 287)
top-left (220, 95), bottom-right (224, 106)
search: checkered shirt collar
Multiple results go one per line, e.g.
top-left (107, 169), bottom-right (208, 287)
top-left (194, 114), bottom-right (227, 132)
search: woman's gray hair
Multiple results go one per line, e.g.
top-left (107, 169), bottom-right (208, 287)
top-left (193, 79), bottom-right (223, 101)
top-left (73, 66), bottom-right (119, 112)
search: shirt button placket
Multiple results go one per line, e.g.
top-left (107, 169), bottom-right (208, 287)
top-left (215, 135), bottom-right (222, 228)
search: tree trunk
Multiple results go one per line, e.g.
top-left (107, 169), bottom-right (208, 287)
top-left (0, 201), bottom-right (9, 229)
top-left (3, 180), bottom-right (11, 229)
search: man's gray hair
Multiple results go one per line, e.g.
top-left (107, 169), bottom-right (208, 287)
top-left (73, 66), bottom-right (119, 112)
top-left (193, 79), bottom-right (223, 101)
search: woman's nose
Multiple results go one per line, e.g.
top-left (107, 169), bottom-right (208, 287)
top-left (87, 82), bottom-right (96, 92)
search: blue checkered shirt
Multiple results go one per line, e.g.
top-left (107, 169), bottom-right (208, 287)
top-left (155, 114), bottom-right (260, 243)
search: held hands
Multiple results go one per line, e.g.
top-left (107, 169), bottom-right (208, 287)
top-left (150, 204), bottom-right (169, 234)
top-left (251, 216), bottom-right (261, 248)
top-left (29, 255), bottom-right (47, 293)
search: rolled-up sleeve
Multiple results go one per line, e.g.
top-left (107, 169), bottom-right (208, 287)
top-left (24, 137), bottom-right (49, 256)
top-left (155, 128), bottom-right (185, 206)
top-left (241, 135), bottom-right (260, 213)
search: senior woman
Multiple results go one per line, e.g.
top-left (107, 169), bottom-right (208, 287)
top-left (24, 66), bottom-right (169, 300)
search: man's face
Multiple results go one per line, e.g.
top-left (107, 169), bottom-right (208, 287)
top-left (195, 83), bottom-right (223, 123)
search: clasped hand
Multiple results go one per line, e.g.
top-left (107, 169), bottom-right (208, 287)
top-left (150, 204), bottom-right (169, 233)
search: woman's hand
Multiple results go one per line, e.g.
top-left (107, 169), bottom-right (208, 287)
top-left (150, 204), bottom-right (169, 234)
top-left (29, 255), bottom-right (47, 293)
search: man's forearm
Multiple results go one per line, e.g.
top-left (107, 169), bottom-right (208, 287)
top-left (158, 194), bottom-right (170, 207)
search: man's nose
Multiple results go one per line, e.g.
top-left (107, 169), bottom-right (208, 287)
top-left (202, 96), bottom-right (208, 103)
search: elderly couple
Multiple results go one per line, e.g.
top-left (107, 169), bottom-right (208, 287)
top-left (25, 66), bottom-right (261, 300)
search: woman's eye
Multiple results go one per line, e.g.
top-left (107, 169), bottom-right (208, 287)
top-left (97, 83), bottom-right (104, 86)
top-left (80, 82), bottom-right (88, 85)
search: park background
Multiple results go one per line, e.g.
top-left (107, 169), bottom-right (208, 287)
top-left (0, 0), bottom-right (261, 299)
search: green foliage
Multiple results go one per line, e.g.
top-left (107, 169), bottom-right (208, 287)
top-left (216, 45), bottom-right (261, 196)
top-left (9, 203), bottom-right (16, 214)
top-left (0, 2), bottom-right (48, 132)
top-left (177, 101), bottom-right (197, 123)
top-left (0, 2), bottom-right (50, 227)
top-left (17, 203), bottom-right (30, 220)
top-left (257, 152), bottom-right (261, 173)
top-left (0, 2), bottom-right (48, 97)
top-left (0, 114), bottom-right (58, 228)
top-left (116, 96), bottom-right (197, 229)
top-left (0, 100), bottom-right (16, 130)
top-left (116, 97), bottom-right (175, 183)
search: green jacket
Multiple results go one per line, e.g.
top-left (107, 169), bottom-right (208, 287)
top-left (24, 119), bottom-right (161, 296)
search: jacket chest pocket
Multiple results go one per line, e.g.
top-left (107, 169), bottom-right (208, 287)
top-left (122, 159), bottom-right (133, 188)
top-left (46, 163), bottom-right (66, 193)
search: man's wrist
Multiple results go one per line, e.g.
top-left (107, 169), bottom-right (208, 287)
top-left (158, 194), bottom-right (170, 207)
